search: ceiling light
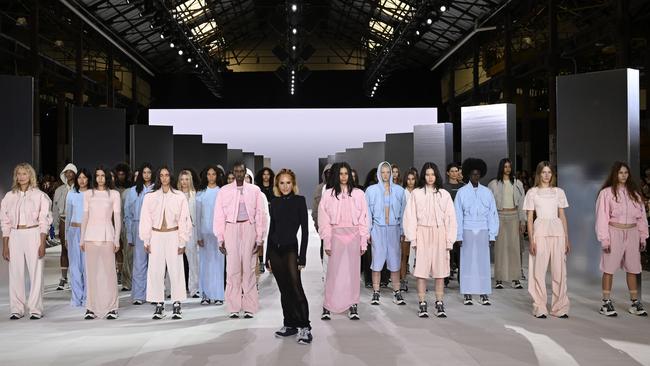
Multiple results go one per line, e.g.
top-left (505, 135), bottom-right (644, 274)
top-left (415, 30), bottom-right (420, 36)
top-left (178, 50), bottom-right (183, 55)
top-left (426, 18), bottom-right (432, 25)
top-left (292, 28), bottom-right (297, 34)
top-left (170, 42), bottom-right (175, 48)
top-left (160, 33), bottom-right (164, 39)
top-left (291, 70), bottom-right (295, 75)
top-left (292, 45), bottom-right (296, 51)
top-left (440, 5), bottom-right (447, 12)
top-left (195, 64), bottom-right (199, 68)
top-left (291, 4), bottom-right (297, 12)
top-left (187, 58), bottom-right (192, 63)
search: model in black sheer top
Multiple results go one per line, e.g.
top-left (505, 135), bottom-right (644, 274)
top-left (265, 169), bottom-right (312, 345)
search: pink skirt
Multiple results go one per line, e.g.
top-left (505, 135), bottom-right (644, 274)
top-left (85, 241), bottom-right (118, 316)
top-left (324, 227), bottom-right (362, 313)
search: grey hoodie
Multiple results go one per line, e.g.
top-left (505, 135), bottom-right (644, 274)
top-left (52, 163), bottom-right (77, 235)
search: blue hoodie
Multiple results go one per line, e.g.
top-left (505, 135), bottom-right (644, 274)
top-left (365, 161), bottom-right (406, 234)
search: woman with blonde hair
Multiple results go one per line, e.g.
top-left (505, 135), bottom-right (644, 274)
top-left (523, 161), bottom-right (571, 319)
top-left (1, 163), bottom-right (52, 320)
top-left (266, 169), bottom-right (312, 344)
top-left (178, 170), bottom-right (200, 298)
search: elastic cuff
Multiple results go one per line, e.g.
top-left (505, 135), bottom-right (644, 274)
top-left (601, 240), bottom-right (610, 249)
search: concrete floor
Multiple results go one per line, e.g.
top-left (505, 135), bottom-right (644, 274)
top-left (1, 217), bottom-right (649, 366)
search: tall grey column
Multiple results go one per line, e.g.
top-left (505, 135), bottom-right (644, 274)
top-left (385, 133), bottom-right (414, 172)
top-left (557, 69), bottom-right (641, 288)
top-left (414, 123), bottom-right (453, 176)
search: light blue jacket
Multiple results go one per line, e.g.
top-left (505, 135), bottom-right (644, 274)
top-left (454, 183), bottom-right (499, 241)
top-left (365, 161), bottom-right (406, 234)
top-left (124, 184), bottom-right (153, 243)
top-left (64, 190), bottom-right (84, 233)
top-left (195, 186), bottom-right (220, 241)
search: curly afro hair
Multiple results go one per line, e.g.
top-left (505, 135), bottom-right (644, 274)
top-left (461, 158), bottom-right (488, 180)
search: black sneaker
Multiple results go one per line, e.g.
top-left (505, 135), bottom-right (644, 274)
top-left (172, 302), bottom-right (182, 319)
top-left (495, 281), bottom-right (504, 289)
top-left (121, 287), bottom-right (131, 292)
top-left (348, 304), bottom-right (360, 320)
top-left (400, 280), bottom-right (408, 292)
top-left (9, 313), bottom-right (22, 320)
top-left (535, 314), bottom-right (547, 319)
top-left (243, 312), bottom-right (254, 319)
top-left (297, 327), bottom-right (313, 345)
top-left (84, 310), bottom-right (96, 320)
top-left (380, 282), bottom-right (388, 288)
top-left (321, 308), bottom-right (331, 320)
top-left (259, 263), bottom-right (265, 274)
top-left (152, 303), bottom-right (165, 319)
top-left (106, 310), bottom-right (118, 320)
top-left (418, 301), bottom-right (429, 318)
top-left (463, 295), bottom-right (473, 305)
top-left (558, 314), bottom-right (569, 319)
top-left (479, 295), bottom-right (491, 306)
top-left (629, 300), bottom-right (648, 316)
top-left (371, 291), bottom-right (380, 305)
top-left (133, 300), bottom-right (144, 305)
top-left (274, 326), bottom-right (298, 338)
top-left (191, 292), bottom-right (201, 299)
top-left (444, 277), bottom-right (450, 288)
top-left (56, 278), bottom-right (67, 290)
top-left (229, 312), bottom-right (240, 319)
top-left (200, 298), bottom-right (210, 305)
top-left (512, 280), bottom-right (523, 289)
top-left (599, 299), bottom-right (617, 317)
top-left (393, 291), bottom-right (406, 305)
top-left (435, 301), bottom-right (447, 318)
top-left (214, 300), bottom-right (224, 306)
top-left (29, 313), bottom-right (42, 320)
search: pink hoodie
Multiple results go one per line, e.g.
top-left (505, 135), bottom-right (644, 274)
top-left (595, 187), bottom-right (648, 248)
top-left (213, 182), bottom-right (267, 244)
top-left (317, 188), bottom-right (369, 251)
top-left (0, 188), bottom-right (52, 237)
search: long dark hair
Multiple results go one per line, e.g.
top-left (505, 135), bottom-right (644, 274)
top-left (351, 169), bottom-right (363, 189)
top-left (363, 168), bottom-right (378, 190)
top-left (199, 165), bottom-right (221, 191)
top-left (402, 168), bottom-right (418, 189)
top-left (600, 161), bottom-right (642, 204)
top-left (92, 165), bottom-right (114, 190)
top-left (325, 163), bottom-right (340, 189)
top-left (152, 166), bottom-right (178, 192)
top-left (255, 167), bottom-right (275, 188)
top-left (135, 162), bottom-right (154, 195)
top-left (73, 168), bottom-right (93, 193)
top-left (113, 162), bottom-right (132, 189)
top-left (417, 162), bottom-right (443, 191)
top-left (330, 162), bottom-right (354, 199)
top-left (496, 158), bottom-right (514, 183)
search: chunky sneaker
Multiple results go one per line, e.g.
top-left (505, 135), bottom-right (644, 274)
top-left (84, 310), bottom-right (96, 320)
top-left (214, 300), bottom-right (224, 306)
top-left (463, 295), bottom-right (473, 305)
top-left (29, 313), bottom-right (42, 320)
top-left (133, 300), bottom-right (144, 305)
top-left (479, 295), bottom-right (491, 306)
top-left (495, 281), bottom-right (504, 289)
top-left (172, 302), bottom-right (182, 320)
top-left (152, 303), bottom-right (165, 319)
top-left (259, 263), bottom-right (266, 274)
top-left (512, 280), bottom-right (523, 289)
top-left (444, 277), bottom-right (450, 288)
top-left (201, 298), bottom-right (210, 305)
top-left (191, 292), bottom-right (201, 299)
top-left (418, 301), bottom-right (429, 318)
top-left (57, 278), bottom-right (67, 290)
top-left (434, 301), bottom-right (447, 318)
top-left (400, 280), bottom-right (408, 292)
top-left (348, 304), bottom-right (360, 320)
top-left (599, 299), bottom-right (617, 317)
top-left (393, 291), bottom-right (406, 305)
top-left (275, 326), bottom-right (298, 338)
top-left (558, 314), bottom-right (569, 319)
top-left (243, 312), bottom-right (254, 319)
top-left (371, 291), bottom-right (380, 305)
top-left (535, 314), bottom-right (547, 319)
top-left (9, 313), bottom-right (23, 320)
top-left (106, 310), bottom-right (118, 320)
top-left (297, 327), bottom-right (313, 345)
top-left (321, 308), bottom-right (331, 320)
top-left (629, 300), bottom-right (648, 316)
top-left (229, 312), bottom-right (240, 319)
top-left (121, 287), bottom-right (131, 292)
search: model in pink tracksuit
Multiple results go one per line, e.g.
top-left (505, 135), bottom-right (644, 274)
top-left (214, 164), bottom-right (267, 318)
top-left (1, 164), bottom-right (52, 320)
top-left (139, 178), bottom-right (191, 320)
top-left (523, 162), bottom-right (571, 319)
top-left (595, 162), bottom-right (648, 317)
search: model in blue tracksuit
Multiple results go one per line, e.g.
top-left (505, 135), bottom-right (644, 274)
top-left (365, 161), bottom-right (407, 305)
top-left (124, 173), bottom-right (154, 304)
top-left (65, 186), bottom-right (86, 307)
top-left (196, 184), bottom-right (226, 304)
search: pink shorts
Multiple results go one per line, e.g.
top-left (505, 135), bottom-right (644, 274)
top-left (600, 226), bottom-right (642, 274)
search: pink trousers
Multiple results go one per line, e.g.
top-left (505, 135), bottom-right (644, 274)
top-left (8, 227), bottom-right (43, 316)
top-left (85, 241), bottom-right (119, 316)
top-left (324, 227), bottom-right (361, 314)
top-left (146, 231), bottom-right (186, 303)
top-left (528, 235), bottom-right (570, 317)
top-left (224, 222), bottom-right (258, 314)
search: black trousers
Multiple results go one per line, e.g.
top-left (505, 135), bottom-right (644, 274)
top-left (269, 248), bottom-right (310, 328)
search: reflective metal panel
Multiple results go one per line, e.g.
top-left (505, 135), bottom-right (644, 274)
top-left (413, 123), bottom-right (453, 175)
top-left (557, 69), bottom-right (640, 284)
top-left (255, 155), bottom-right (264, 173)
top-left (227, 149), bottom-right (244, 171)
top-left (461, 104), bottom-right (516, 184)
top-left (173, 135), bottom-right (203, 174)
top-left (318, 158), bottom-right (328, 184)
top-left (71, 107), bottom-right (126, 171)
top-left (130, 125), bottom-right (174, 171)
top-left (385, 133), bottom-right (414, 172)
top-left (202, 143), bottom-right (228, 170)
top-left (361, 142), bottom-right (386, 186)
top-left (243, 152), bottom-right (255, 174)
